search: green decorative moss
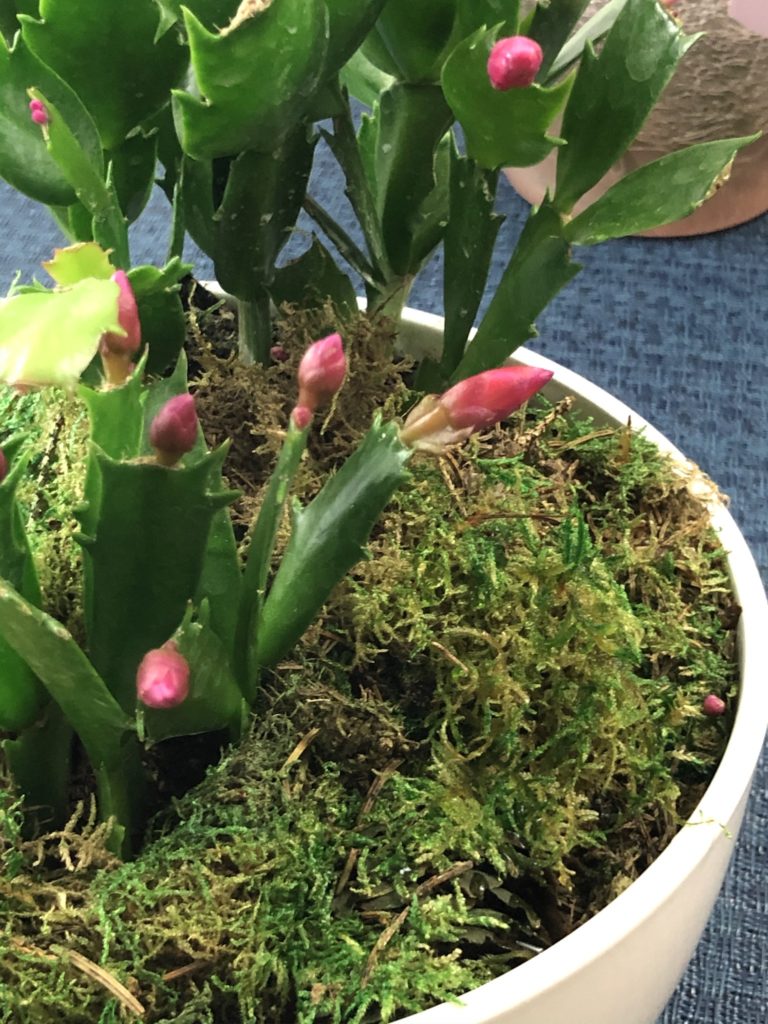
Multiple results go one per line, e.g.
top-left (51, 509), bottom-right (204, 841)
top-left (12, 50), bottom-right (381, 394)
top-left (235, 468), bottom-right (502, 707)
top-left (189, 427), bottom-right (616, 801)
top-left (0, 389), bottom-right (737, 1023)
top-left (1, 386), bottom-right (88, 640)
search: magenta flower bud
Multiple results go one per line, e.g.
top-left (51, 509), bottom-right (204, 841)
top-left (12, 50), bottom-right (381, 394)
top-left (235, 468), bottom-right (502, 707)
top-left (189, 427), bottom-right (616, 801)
top-left (150, 394), bottom-right (198, 466)
top-left (400, 365), bottom-right (553, 451)
top-left (102, 271), bottom-right (141, 357)
top-left (297, 332), bottom-right (346, 412)
top-left (441, 366), bottom-right (554, 430)
top-left (702, 693), bottom-right (726, 717)
top-left (487, 36), bottom-right (543, 90)
top-left (0, 448), bottom-right (7, 485)
top-left (270, 344), bottom-right (289, 363)
top-left (99, 271), bottom-right (142, 386)
top-left (28, 99), bottom-right (49, 125)
top-left (291, 405), bottom-right (313, 431)
top-left (136, 643), bottom-right (190, 709)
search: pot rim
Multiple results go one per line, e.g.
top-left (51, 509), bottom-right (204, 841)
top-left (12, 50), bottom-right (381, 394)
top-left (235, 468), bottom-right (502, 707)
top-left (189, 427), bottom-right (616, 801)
top-left (396, 306), bottom-right (768, 1023)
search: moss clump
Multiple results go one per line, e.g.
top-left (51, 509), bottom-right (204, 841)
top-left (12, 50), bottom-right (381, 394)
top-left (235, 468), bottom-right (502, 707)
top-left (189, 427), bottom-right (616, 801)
top-left (0, 394), bottom-right (737, 1024)
top-left (0, 386), bottom-right (88, 641)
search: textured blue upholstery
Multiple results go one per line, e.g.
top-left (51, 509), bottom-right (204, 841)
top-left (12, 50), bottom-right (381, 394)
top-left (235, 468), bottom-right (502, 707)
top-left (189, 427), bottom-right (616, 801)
top-left (1, 135), bottom-right (765, 1023)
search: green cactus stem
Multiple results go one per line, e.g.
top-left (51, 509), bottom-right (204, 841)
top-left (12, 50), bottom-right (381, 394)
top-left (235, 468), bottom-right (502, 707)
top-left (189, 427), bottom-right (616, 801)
top-left (27, 88), bottom-right (129, 267)
top-left (236, 416), bottom-right (311, 696)
top-left (252, 415), bottom-right (412, 672)
top-left (0, 580), bottom-right (143, 855)
top-left (2, 707), bottom-right (73, 833)
top-left (79, 445), bottom-right (237, 712)
top-left (237, 289), bottom-right (272, 366)
top-left (0, 437), bottom-right (46, 732)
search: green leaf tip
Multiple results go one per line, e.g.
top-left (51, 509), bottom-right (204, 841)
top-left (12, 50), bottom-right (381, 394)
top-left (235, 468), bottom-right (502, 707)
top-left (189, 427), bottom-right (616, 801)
top-left (564, 135), bottom-right (761, 244)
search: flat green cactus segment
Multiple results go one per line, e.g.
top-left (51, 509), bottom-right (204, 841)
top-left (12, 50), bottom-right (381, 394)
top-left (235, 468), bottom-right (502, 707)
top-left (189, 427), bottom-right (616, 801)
top-left (20, 0), bottom-right (187, 151)
top-left (194, 503), bottom-right (242, 660)
top-left (78, 365), bottom-right (146, 468)
top-left (340, 46), bottom-right (396, 107)
top-left (127, 259), bottom-right (190, 375)
top-left (137, 351), bottom-right (242, 657)
top-left (452, 203), bottom-right (580, 382)
top-left (77, 361), bottom-right (148, 642)
top-left (0, 276), bottom-right (120, 389)
top-left (253, 416), bottom-right (412, 671)
top-left (438, 144), bottom-right (502, 382)
top-left (2, 707), bottom-right (72, 830)
top-left (82, 446), bottom-right (237, 712)
top-left (359, 82), bottom-right (453, 276)
top-left (0, 437), bottom-right (40, 606)
top-left (140, 610), bottom-right (246, 743)
top-left (0, 32), bottom-right (101, 207)
top-left (210, 127), bottom-right (317, 300)
top-left (173, 0), bottom-right (385, 159)
top-left (271, 237), bottom-right (358, 319)
top-left (0, 579), bottom-right (133, 768)
top-left (109, 128), bottom-right (158, 225)
top-left (554, 0), bottom-right (698, 212)
top-left (173, 0), bottom-right (329, 159)
top-left (27, 88), bottom-right (129, 265)
top-left (154, 0), bottom-right (240, 35)
top-left (321, 0), bottom-right (391, 79)
top-left (42, 242), bottom-right (114, 285)
top-left (81, 350), bottom-right (244, 662)
top-left (442, 25), bottom-right (571, 170)
top-left (564, 135), bottom-right (761, 244)
top-left (0, 438), bottom-right (47, 731)
top-left (526, 0), bottom-right (589, 79)
top-left (367, 0), bottom-right (464, 83)
top-left (236, 418), bottom-right (309, 695)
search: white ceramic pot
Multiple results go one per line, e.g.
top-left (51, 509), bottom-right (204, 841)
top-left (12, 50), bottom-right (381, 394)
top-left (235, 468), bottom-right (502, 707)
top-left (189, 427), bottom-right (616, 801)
top-left (395, 307), bottom-right (768, 1024)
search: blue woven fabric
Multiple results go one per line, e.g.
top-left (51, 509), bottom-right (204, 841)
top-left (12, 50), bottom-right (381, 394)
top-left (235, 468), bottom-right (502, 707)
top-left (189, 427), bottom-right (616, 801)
top-left (1, 137), bottom-right (766, 1022)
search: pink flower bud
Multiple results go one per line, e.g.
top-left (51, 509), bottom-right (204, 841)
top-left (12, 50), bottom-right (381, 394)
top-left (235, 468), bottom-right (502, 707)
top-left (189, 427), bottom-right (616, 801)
top-left (102, 271), bottom-right (141, 356)
top-left (270, 344), bottom-right (289, 363)
top-left (291, 405), bottom-right (313, 431)
top-left (702, 693), bottom-right (726, 717)
top-left (297, 332), bottom-right (346, 412)
top-left (441, 366), bottom-right (554, 430)
top-left (150, 394), bottom-right (198, 466)
top-left (29, 99), bottom-right (49, 125)
top-left (400, 365), bottom-right (553, 451)
top-left (0, 448), bottom-right (7, 484)
top-left (487, 36), bottom-right (543, 90)
top-left (136, 643), bottom-right (190, 709)
top-left (99, 271), bottom-right (142, 386)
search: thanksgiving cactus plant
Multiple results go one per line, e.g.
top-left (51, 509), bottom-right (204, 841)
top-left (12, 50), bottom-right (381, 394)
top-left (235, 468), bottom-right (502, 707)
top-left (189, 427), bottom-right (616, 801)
top-left (0, 0), bottom-right (753, 857)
